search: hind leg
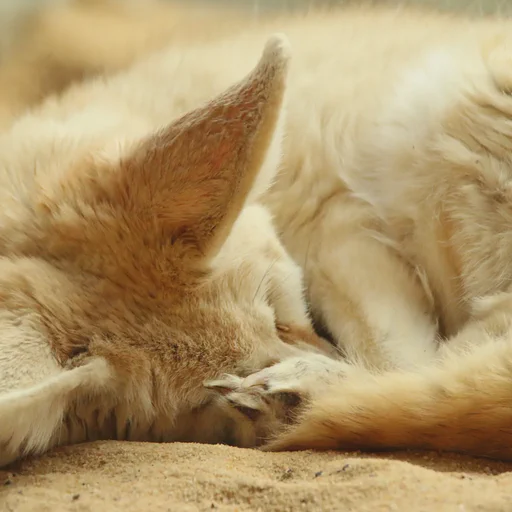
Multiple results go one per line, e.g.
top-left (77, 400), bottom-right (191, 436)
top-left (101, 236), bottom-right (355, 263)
top-left (300, 202), bottom-right (439, 371)
top-left (0, 313), bottom-right (115, 467)
top-left (0, 321), bottom-right (61, 466)
top-left (0, 312), bottom-right (66, 465)
top-left (0, 356), bottom-right (112, 467)
top-left (0, 312), bottom-right (64, 395)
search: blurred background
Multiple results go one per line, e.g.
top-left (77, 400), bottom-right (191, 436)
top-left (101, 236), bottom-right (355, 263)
top-left (0, 0), bottom-right (510, 130)
top-left (3, 0), bottom-right (512, 19)
top-left (183, 0), bottom-right (512, 15)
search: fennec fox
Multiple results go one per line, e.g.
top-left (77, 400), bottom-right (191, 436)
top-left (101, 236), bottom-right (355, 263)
top-left (0, 36), bottom-right (333, 467)
top-left (4, 4), bottom-right (512, 465)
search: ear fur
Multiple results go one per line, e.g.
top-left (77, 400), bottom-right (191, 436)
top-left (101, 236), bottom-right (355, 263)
top-left (116, 35), bottom-right (290, 261)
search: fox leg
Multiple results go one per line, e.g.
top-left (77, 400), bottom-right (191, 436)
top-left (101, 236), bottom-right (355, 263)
top-left (292, 201), bottom-right (439, 371)
top-left (215, 329), bottom-right (512, 460)
top-left (0, 312), bottom-right (117, 467)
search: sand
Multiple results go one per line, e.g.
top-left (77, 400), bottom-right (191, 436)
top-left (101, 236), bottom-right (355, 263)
top-left (2, 442), bottom-right (512, 511)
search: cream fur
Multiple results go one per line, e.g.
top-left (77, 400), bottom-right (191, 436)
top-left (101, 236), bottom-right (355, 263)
top-left (190, 8), bottom-right (512, 459)
top-left (3, 4), bottom-right (512, 464)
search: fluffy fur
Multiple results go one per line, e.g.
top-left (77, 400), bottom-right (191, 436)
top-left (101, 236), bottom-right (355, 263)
top-left (216, 8), bottom-right (512, 460)
top-left (4, 4), bottom-right (512, 465)
top-left (0, 34), bottom-right (334, 467)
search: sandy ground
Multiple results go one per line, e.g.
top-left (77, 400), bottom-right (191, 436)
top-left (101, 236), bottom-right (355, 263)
top-left (2, 442), bottom-right (512, 511)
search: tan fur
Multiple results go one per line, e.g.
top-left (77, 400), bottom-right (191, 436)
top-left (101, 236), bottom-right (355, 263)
top-left (5, 3), bottom-right (512, 465)
top-left (0, 35), bottom-right (332, 467)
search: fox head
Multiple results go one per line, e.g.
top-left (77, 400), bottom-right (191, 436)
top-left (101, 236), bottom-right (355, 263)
top-left (0, 36), bottom-right (331, 439)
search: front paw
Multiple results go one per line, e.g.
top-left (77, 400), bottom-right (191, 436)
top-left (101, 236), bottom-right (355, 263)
top-left (204, 374), bottom-right (269, 422)
top-left (205, 354), bottom-right (348, 443)
top-left (241, 353), bottom-right (347, 396)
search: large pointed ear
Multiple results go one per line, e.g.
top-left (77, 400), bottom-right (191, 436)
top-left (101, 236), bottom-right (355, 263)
top-left (119, 34), bottom-right (290, 261)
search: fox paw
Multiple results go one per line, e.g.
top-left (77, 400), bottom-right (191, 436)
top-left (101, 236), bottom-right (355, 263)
top-left (205, 354), bottom-right (348, 443)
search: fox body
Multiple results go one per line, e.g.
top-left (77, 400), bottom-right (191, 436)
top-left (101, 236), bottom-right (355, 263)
top-left (3, 5), bottom-right (512, 464)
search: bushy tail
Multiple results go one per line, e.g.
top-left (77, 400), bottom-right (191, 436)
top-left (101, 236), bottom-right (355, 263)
top-left (0, 357), bottom-right (112, 467)
top-left (266, 339), bottom-right (512, 460)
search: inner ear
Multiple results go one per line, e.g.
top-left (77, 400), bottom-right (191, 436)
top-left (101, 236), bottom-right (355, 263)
top-left (117, 35), bottom-right (291, 262)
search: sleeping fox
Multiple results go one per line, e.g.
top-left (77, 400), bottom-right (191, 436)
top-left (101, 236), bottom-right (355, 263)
top-left (3, 3), bottom-right (512, 465)
top-left (0, 34), bottom-right (340, 467)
